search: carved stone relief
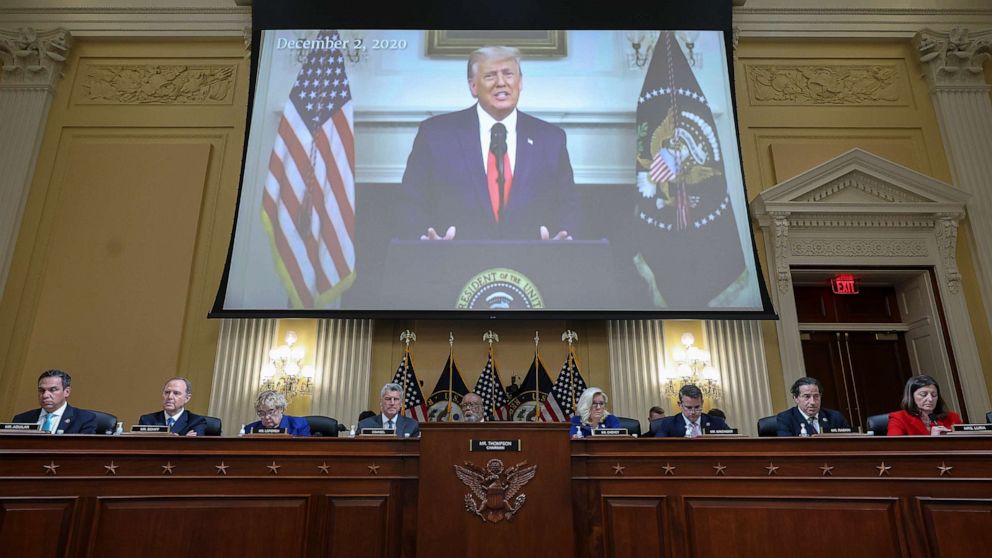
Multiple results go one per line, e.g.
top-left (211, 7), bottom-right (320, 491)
top-left (916, 28), bottom-right (992, 88)
top-left (934, 216), bottom-right (963, 294)
top-left (790, 238), bottom-right (928, 258)
top-left (745, 63), bottom-right (902, 105)
top-left (0, 27), bottom-right (72, 88)
top-left (79, 64), bottom-right (236, 104)
top-left (772, 214), bottom-right (791, 294)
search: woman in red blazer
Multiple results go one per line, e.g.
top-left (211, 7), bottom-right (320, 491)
top-left (887, 374), bottom-right (962, 436)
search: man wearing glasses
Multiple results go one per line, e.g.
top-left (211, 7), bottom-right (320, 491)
top-left (243, 390), bottom-right (311, 436)
top-left (461, 392), bottom-right (485, 423)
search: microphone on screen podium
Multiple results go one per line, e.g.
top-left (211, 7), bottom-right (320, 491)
top-left (490, 122), bottom-right (508, 220)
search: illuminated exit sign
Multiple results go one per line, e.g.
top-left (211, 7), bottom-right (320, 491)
top-left (831, 274), bottom-right (859, 295)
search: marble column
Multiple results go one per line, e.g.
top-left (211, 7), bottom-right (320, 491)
top-left (311, 318), bottom-right (374, 430)
top-left (0, 27), bottom-right (72, 298)
top-left (703, 320), bottom-right (771, 437)
top-left (208, 318), bottom-right (276, 435)
top-left (915, 28), bottom-right (992, 330)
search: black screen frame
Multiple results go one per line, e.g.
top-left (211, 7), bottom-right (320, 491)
top-left (209, 0), bottom-right (777, 321)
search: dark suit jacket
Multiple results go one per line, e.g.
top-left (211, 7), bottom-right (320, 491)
top-left (244, 415), bottom-right (311, 436)
top-left (13, 404), bottom-right (97, 434)
top-left (397, 105), bottom-right (580, 240)
top-left (653, 412), bottom-right (730, 437)
top-left (357, 414), bottom-right (420, 438)
top-left (775, 406), bottom-right (851, 436)
top-left (138, 409), bottom-right (207, 436)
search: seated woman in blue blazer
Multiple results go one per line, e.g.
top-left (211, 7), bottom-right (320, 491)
top-left (570, 387), bottom-right (621, 438)
top-left (244, 390), bottom-right (311, 436)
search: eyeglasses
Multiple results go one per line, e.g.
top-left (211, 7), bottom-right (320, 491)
top-left (463, 402), bottom-right (483, 408)
top-left (256, 408), bottom-right (283, 418)
top-left (591, 401), bottom-right (606, 408)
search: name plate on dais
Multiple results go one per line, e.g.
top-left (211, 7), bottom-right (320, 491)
top-left (470, 439), bottom-right (521, 452)
top-left (823, 427), bottom-right (854, 434)
top-left (0, 423), bottom-right (41, 432)
top-left (253, 427), bottom-right (287, 434)
top-left (705, 428), bottom-right (739, 435)
top-left (953, 424), bottom-right (992, 432)
top-left (590, 429), bottom-right (628, 436)
top-left (361, 428), bottom-right (395, 436)
top-left (131, 425), bottom-right (169, 433)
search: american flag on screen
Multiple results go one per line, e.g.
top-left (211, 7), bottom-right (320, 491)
top-left (391, 350), bottom-right (428, 422)
top-left (262, 30), bottom-right (356, 309)
top-left (473, 349), bottom-right (510, 421)
top-left (549, 349), bottom-right (588, 419)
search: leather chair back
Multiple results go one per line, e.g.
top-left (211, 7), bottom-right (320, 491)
top-left (757, 416), bottom-right (778, 437)
top-left (305, 415), bottom-right (339, 437)
top-left (867, 413), bottom-right (889, 436)
top-left (203, 416), bottom-right (222, 436)
top-left (613, 416), bottom-right (641, 437)
top-left (90, 410), bottom-right (118, 435)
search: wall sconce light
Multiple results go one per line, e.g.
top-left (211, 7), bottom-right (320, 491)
top-left (662, 332), bottom-right (722, 400)
top-left (626, 31), bottom-right (655, 69)
top-left (261, 331), bottom-right (314, 400)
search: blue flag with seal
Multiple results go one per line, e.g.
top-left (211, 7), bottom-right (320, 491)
top-left (426, 354), bottom-right (470, 422)
top-left (507, 353), bottom-right (559, 422)
top-left (632, 31), bottom-right (746, 309)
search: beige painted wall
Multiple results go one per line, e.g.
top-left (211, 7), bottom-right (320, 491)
top-left (734, 38), bottom-right (992, 411)
top-left (0, 38), bottom-right (249, 423)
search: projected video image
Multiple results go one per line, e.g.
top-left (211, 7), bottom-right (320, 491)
top-left (222, 29), bottom-right (762, 313)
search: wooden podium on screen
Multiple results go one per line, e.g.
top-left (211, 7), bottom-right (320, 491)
top-left (381, 239), bottom-right (616, 310)
top-left (417, 422), bottom-right (575, 557)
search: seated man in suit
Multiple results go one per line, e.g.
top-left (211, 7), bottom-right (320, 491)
top-left (356, 383), bottom-right (420, 437)
top-left (461, 392), bottom-right (485, 423)
top-left (654, 384), bottom-right (729, 437)
top-left (137, 377), bottom-right (206, 436)
top-left (243, 390), bottom-right (310, 436)
top-left (776, 377), bottom-right (850, 436)
top-left (12, 369), bottom-right (96, 434)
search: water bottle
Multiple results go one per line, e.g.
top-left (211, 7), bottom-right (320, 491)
top-left (349, 424), bottom-right (356, 437)
top-left (238, 424), bottom-right (246, 437)
top-left (114, 421), bottom-right (124, 435)
top-left (800, 422), bottom-right (808, 437)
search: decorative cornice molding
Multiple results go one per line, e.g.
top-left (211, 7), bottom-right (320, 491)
top-left (0, 27), bottom-right (71, 89)
top-left (0, 7), bottom-right (250, 37)
top-left (733, 7), bottom-right (992, 39)
top-left (915, 28), bottom-right (992, 89)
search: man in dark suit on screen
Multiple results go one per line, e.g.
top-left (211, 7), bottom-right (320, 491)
top-left (397, 46), bottom-right (579, 241)
top-left (654, 384), bottom-right (729, 437)
top-left (12, 369), bottom-right (97, 434)
top-left (357, 383), bottom-right (420, 438)
top-left (776, 377), bottom-right (850, 436)
top-left (138, 377), bottom-right (207, 436)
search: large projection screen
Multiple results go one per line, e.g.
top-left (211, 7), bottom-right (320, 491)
top-left (212, 0), bottom-right (776, 319)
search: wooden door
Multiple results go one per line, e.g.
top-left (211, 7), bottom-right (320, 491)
top-left (801, 331), bottom-right (913, 431)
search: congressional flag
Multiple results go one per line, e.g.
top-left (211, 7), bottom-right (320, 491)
top-left (473, 348), bottom-right (510, 421)
top-left (549, 349), bottom-right (588, 419)
top-left (262, 30), bottom-right (356, 309)
top-left (390, 350), bottom-right (428, 422)
top-left (632, 31), bottom-right (746, 308)
top-left (507, 353), bottom-right (563, 422)
top-left (426, 355), bottom-right (470, 422)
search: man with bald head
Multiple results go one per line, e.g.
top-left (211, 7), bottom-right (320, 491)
top-left (138, 377), bottom-right (207, 436)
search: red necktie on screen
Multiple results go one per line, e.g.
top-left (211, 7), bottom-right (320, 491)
top-left (487, 123), bottom-right (512, 222)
